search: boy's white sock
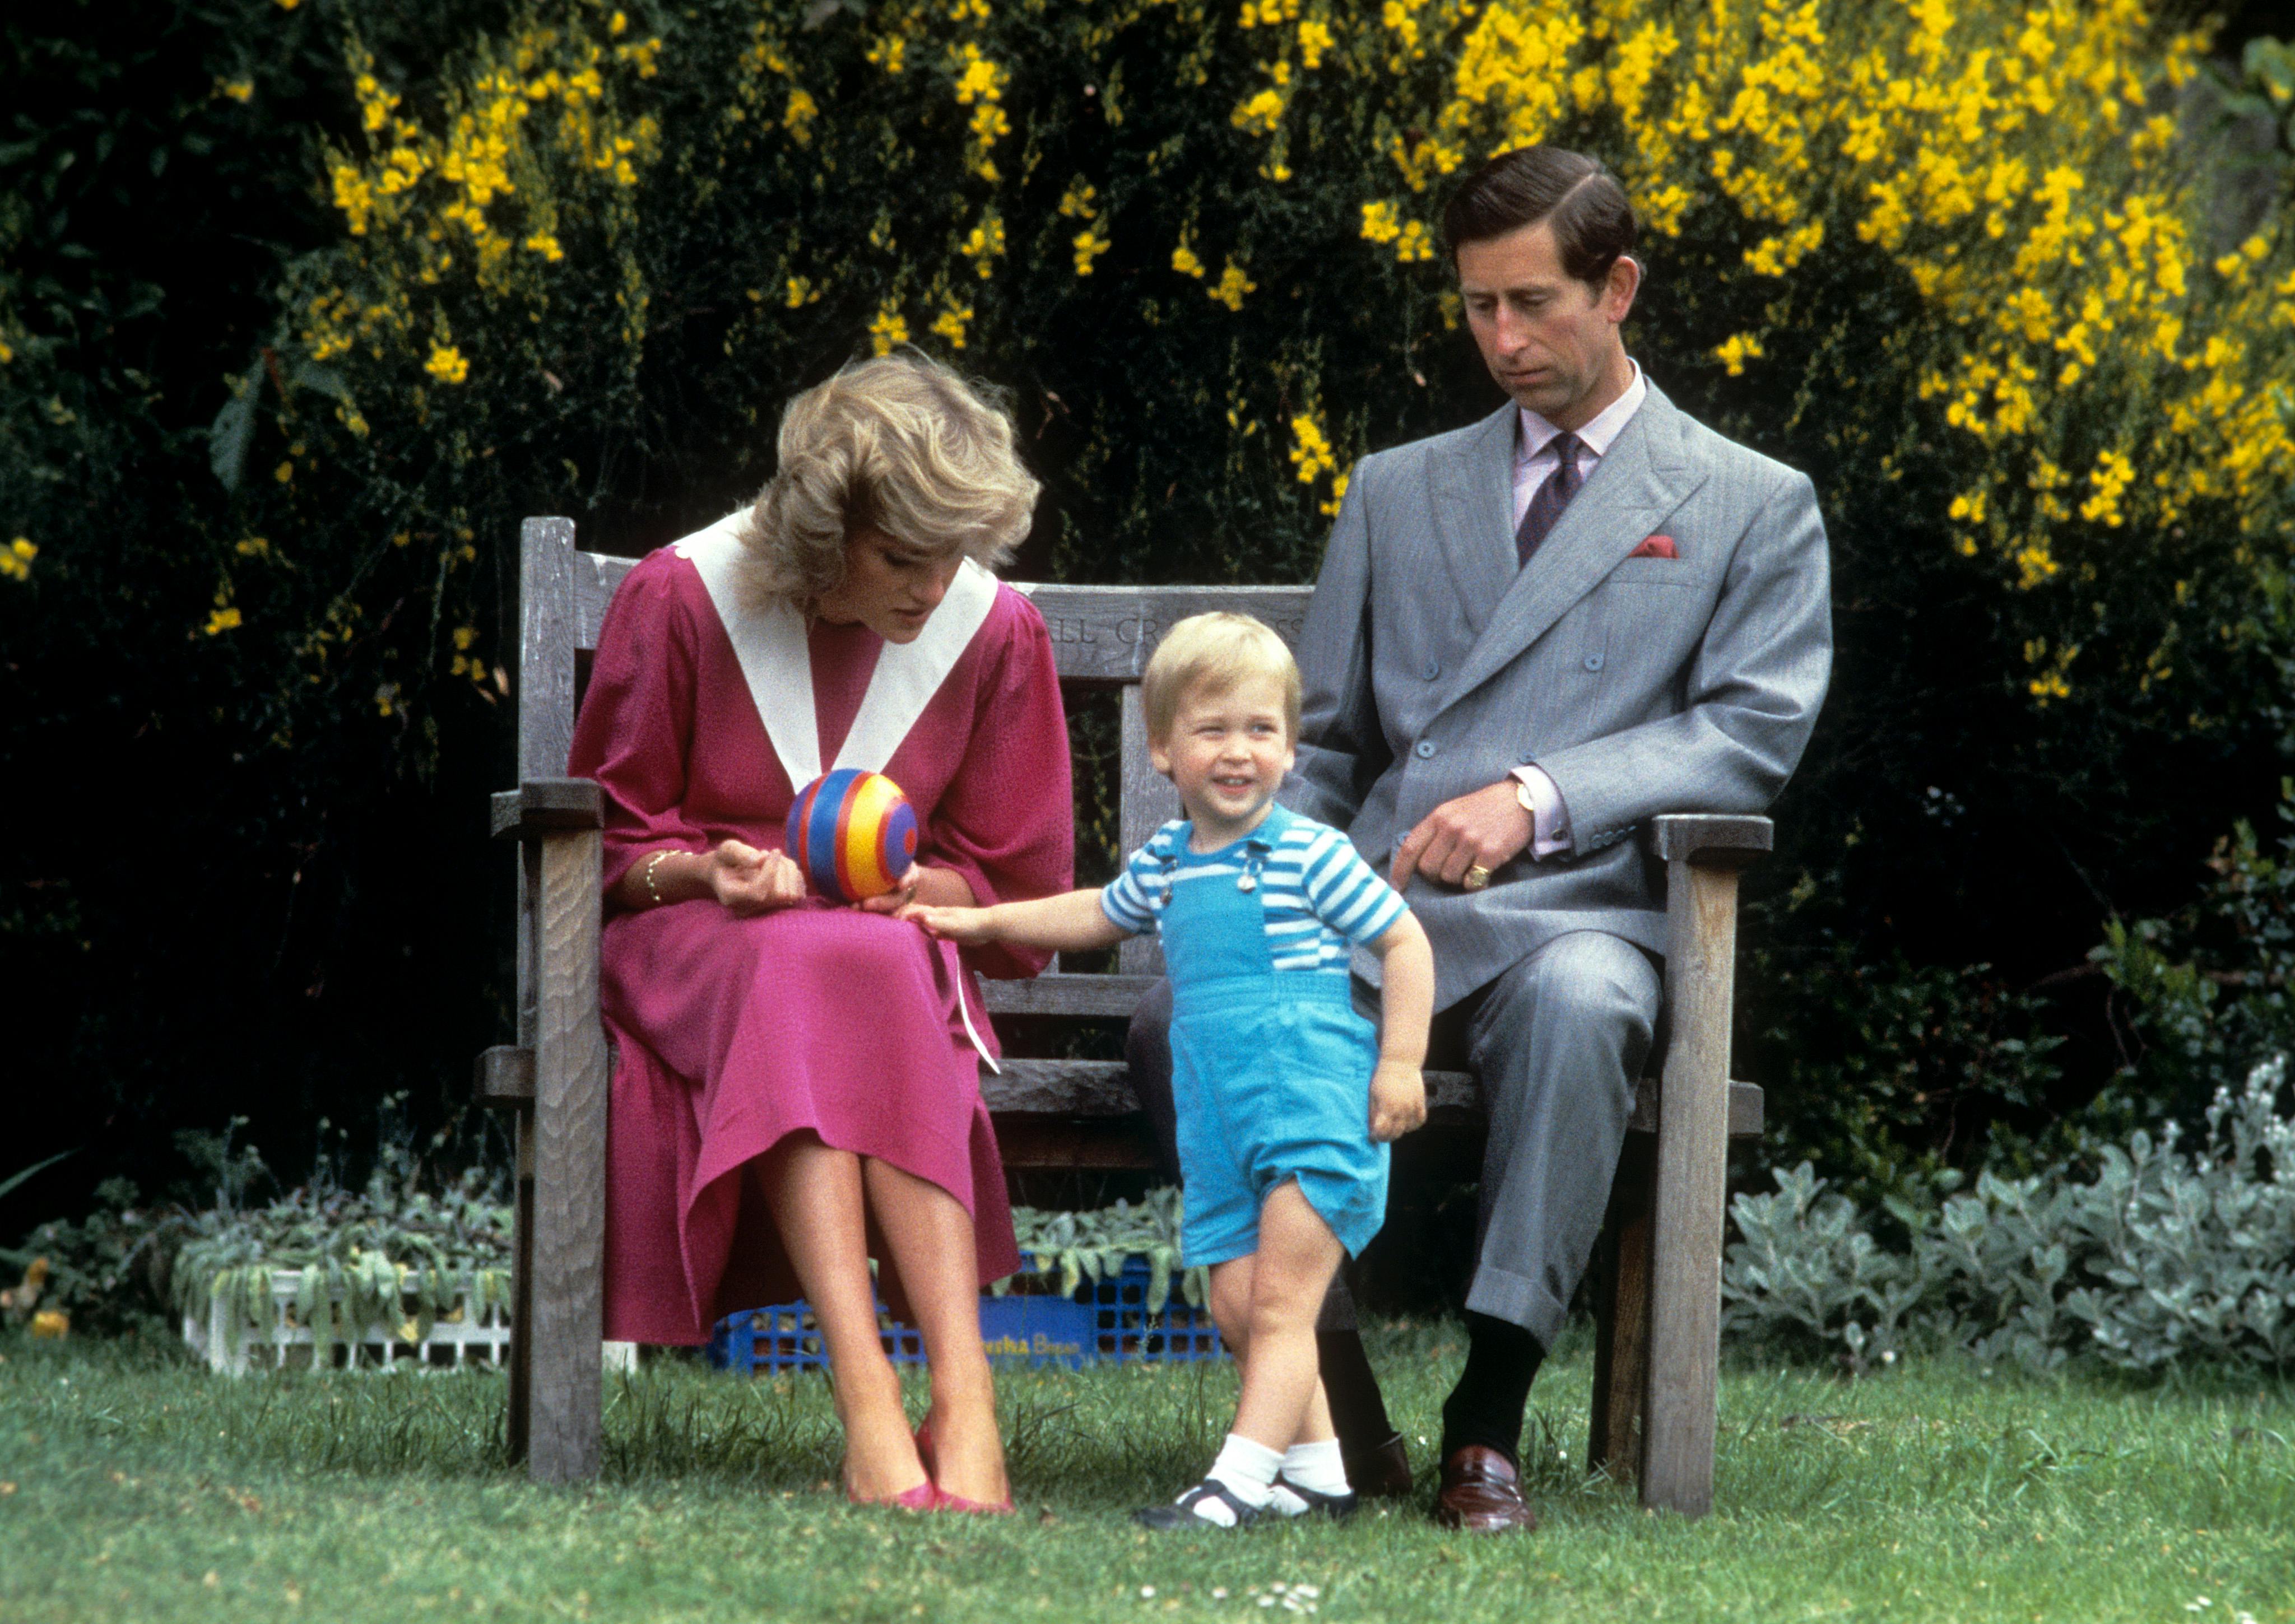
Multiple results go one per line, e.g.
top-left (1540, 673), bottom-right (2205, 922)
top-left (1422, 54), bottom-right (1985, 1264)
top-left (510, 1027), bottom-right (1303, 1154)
top-left (1268, 1438), bottom-right (1350, 1516)
top-left (1184, 1434), bottom-right (1283, 1527)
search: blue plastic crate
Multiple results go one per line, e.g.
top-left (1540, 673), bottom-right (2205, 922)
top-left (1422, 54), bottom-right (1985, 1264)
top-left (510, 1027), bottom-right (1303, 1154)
top-left (710, 1258), bottom-right (1223, 1376)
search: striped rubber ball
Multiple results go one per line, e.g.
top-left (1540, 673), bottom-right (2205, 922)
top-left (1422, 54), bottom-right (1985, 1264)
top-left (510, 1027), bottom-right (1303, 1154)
top-left (784, 769), bottom-right (919, 904)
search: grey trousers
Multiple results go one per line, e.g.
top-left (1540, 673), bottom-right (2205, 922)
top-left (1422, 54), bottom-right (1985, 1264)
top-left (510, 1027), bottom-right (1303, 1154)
top-left (1126, 931), bottom-right (1660, 1348)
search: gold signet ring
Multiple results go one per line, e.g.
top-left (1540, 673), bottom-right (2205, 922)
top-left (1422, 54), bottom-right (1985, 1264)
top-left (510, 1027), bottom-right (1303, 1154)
top-left (1462, 864), bottom-right (1493, 891)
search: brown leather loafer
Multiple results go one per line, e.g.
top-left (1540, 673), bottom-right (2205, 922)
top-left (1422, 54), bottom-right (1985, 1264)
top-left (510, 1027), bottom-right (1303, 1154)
top-left (1341, 1431), bottom-right (1414, 1500)
top-left (1433, 1445), bottom-right (1537, 1534)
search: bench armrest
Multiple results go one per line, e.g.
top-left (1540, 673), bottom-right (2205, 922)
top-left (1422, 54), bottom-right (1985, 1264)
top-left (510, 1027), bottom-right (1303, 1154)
top-left (491, 778), bottom-right (603, 840)
top-left (1648, 813), bottom-right (1772, 867)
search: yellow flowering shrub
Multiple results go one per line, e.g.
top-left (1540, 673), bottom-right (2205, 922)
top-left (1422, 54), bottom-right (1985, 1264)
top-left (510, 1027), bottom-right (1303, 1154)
top-left (7, 0), bottom-right (2293, 1233)
top-left (225, 1), bottom-right (2293, 1151)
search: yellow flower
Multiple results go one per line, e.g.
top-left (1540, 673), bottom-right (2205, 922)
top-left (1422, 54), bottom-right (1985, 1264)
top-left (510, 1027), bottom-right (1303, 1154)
top-left (425, 345), bottom-right (470, 384)
top-left (931, 301), bottom-right (974, 349)
top-left (869, 305), bottom-right (910, 356)
top-left (953, 44), bottom-right (1007, 105)
top-left (2015, 545), bottom-right (2061, 588)
top-left (217, 78), bottom-right (254, 103)
top-left (30, 1310), bottom-right (67, 1339)
top-left (1393, 220), bottom-right (1434, 263)
top-left (960, 213), bottom-right (1007, 278)
top-left (0, 537), bottom-right (34, 581)
top-left (1298, 18), bottom-right (1334, 69)
top-left (524, 232), bottom-right (564, 262)
top-left (1289, 413), bottom-right (1337, 485)
top-left (453, 625), bottom-right (478, 650)
top-left (1207, 260), bottom-right (1256, 311)
top-left (1172, 240), bottom-right (1205, 278)
top-left (1232, 86), bottom-right (1286, 134)
top-left (273, 459), bottom-right (294, 483)
top-left (1360, 201), bottom-right (1402, 245)
top-left (1072, 227), bottom-right (1111, 276)
top-left (1712, 333), bottom-right (1765, 376)
top-left (330, 165), bottom-right (374, 236)
top-left (784, 89), bottom-right (819, 145)
top-left (204, 606), bottom-right (244, 635)
top-left (2078, 448), bottom-right (2134, 527)
top-left (786, 275), bottom-right (819, 307)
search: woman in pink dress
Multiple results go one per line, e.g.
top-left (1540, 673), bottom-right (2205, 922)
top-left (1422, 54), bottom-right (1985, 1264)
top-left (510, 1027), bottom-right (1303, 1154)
top-left (566, 352), bottom-right (1071, 1510)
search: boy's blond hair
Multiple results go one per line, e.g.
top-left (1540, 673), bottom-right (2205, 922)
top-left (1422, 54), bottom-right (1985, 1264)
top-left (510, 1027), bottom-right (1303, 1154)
top-left (1140, 612), bottom-right (1302, 744)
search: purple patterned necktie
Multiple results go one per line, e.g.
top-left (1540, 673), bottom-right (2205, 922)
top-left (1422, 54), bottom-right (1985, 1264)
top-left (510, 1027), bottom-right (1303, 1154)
top-left (1514, 431), bottom-right (1584, 567)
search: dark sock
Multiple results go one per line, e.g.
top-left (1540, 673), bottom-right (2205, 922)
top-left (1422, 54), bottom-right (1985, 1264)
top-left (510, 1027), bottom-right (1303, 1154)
top-left (1317, 1329), bottom-right (1396, 1457)
top-left (1439, 1313), bottom-right (1545, 1467)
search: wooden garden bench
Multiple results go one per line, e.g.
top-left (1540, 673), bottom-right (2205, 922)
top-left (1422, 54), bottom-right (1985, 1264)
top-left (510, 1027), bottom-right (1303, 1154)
top-left (479, 516), bottom-right (1767, 1516)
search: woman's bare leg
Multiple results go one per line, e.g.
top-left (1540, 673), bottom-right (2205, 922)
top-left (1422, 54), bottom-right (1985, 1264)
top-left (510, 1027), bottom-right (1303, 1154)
top-left (756, 1133), bottom-right (927, 1502)
top-left (861, 1156), bottom-right (1010, 1506)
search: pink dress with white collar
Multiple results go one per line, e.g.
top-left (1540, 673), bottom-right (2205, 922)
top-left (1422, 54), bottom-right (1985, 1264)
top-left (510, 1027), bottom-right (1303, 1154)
top-left (566, 523), bottom-right (1071, 1343)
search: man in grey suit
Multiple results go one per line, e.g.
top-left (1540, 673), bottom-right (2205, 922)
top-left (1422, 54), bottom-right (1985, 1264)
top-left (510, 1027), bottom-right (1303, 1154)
top-left (1130, 146), bottom-right (1831, 1530)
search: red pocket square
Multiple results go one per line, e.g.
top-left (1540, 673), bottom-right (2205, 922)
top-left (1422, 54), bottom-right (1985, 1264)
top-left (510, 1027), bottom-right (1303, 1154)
top-left (1628, 534), bottom-right (1678, 560)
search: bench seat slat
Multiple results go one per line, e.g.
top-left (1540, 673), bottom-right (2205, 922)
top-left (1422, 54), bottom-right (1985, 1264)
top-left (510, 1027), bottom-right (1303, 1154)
top-left (981, 973), bottom-right (1158, 1018)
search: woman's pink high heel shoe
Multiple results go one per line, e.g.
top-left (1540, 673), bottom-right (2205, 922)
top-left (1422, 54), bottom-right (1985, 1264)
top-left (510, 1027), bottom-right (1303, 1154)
top-left (847, 1479), bottom-right (939, 1511)
top-left (913, 1420), bottom-right (1015, 1515)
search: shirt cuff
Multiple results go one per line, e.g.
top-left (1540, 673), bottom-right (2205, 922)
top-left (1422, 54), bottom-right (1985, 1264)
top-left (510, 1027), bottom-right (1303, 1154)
top-left (1509, 765), bottom-right (1572, 860)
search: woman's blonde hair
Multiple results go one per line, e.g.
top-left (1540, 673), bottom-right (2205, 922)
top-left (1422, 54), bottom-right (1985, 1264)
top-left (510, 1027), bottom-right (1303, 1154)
top-left (734, 349), bottom-right (1040, 604)
top-left (1140, 613), bottom-right (1302, 744)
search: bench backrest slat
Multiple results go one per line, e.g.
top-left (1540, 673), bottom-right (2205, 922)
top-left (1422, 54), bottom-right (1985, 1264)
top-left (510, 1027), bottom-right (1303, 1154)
top-left (550, 542), bottom-right (1313, 682)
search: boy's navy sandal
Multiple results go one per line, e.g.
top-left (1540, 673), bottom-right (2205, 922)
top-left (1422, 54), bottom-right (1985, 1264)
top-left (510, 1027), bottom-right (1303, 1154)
top-left (1132, 1478), bottom-right (1264, 1531)
top-left (1272, 1473), bottom-right (1359, 1521)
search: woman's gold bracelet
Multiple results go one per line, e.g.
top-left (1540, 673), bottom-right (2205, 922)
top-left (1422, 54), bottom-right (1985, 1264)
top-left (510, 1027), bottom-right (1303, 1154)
top-left (643, 849), bottom-right (675, 907)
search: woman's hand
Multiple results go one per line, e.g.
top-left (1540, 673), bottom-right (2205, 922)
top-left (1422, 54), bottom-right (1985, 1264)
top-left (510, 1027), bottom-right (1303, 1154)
top-left (858, 864), bottom-right (976, 915)
top-left (706, 839), bottom-right (806, 915)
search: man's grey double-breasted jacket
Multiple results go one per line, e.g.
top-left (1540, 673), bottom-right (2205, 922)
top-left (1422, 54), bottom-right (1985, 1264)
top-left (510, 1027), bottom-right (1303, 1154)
top-left (1284, 380), bottom-right (1833, 1011)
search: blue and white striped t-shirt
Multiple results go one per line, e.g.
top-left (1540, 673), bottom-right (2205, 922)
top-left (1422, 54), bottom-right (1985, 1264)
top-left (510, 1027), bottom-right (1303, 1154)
top-left (1099, 804), bottom-right (1409, 974)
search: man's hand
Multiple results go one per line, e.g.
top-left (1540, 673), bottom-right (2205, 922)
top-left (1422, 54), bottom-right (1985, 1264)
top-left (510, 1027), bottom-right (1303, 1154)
top-left (705, 840), bottom-right (806, 915)
top-left (1388, 780), bottom-right (1534, 891)
top-left (1368, 1059), bottom-right (1427, 1143)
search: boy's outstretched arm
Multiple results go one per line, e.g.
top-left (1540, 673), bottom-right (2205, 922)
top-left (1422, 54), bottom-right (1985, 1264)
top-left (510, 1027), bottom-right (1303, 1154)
top-left (1366, 912), bottom-right (1432, 1142)
top-left (906, 886), bottom-right (1131, 954)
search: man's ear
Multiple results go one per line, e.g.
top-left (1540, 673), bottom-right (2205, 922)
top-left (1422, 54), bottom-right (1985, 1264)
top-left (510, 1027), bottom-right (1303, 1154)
top-left (1601, 254), bottom-right (1642, 324)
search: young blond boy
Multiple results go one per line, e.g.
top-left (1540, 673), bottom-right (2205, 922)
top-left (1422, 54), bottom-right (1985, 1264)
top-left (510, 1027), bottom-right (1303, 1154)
top-left (910, 612), bottom-right (1433, 1528)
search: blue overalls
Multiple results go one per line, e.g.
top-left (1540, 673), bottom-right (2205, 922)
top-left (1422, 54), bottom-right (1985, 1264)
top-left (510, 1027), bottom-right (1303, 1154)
top-left (1158, 821), bottom-right (1390, 1268)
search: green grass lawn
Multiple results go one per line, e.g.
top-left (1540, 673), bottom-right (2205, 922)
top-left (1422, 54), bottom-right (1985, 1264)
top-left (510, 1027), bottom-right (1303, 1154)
top-left (3, 1320), bottom-right (2292, 1623)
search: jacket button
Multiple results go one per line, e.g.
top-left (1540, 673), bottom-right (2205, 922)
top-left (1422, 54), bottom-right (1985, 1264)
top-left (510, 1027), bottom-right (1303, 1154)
top-left (1414, 740), bottom-right (1436, 759)
top-left (1423, 659), bottom-right (1441, 680)
top-left (1584, 653), bottom-right (1605, 672)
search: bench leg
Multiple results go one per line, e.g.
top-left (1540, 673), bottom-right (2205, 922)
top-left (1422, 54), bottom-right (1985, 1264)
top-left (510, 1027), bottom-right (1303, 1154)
top-left (528, 827), bottom-right (609, 1483)
top-left (1642, 857), bottom-right (1740, 1516)
top-left (1588, 1132), bottom-right (1656, 1485)
top-left (506, 1103), bottom-right (536, 1464)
